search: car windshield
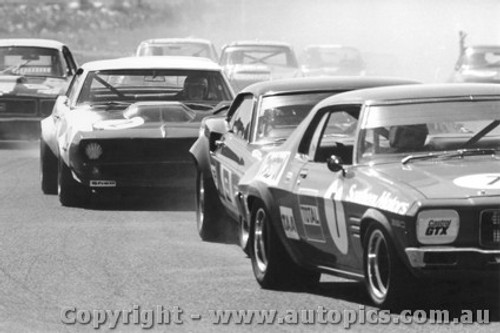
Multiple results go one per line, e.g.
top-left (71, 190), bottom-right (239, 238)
top-left (221, 46), bottom-right (298, 68)
top-left (0, 46), bottom-right (64, 77)
top-left (76, 69), bottom-right (232, 110)
top-left (464, 49), bottom-right (500, 68)
top-left (358, 100), bottom-right (500, 164)
top-left (254, 92), bottom-right (335, 143)
top-left (137, 42), bottom-right (214, 60)
top-left (305, 47), bottom-right (363, 68)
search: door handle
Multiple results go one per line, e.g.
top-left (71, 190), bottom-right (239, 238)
top-left (299, 169), bottom-right (308, 178)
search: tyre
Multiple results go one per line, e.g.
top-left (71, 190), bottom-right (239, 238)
top-left (196, 172), bottom-right (226, 241)
top-left (250, 200), bottom-right (320, 290)
top-left (58, 158), bottom-right (89, 207)
top-left (40, 140), bottom-right (58, 194)
top-left (363, 223), bottom-right (416, 308)
top-left (239, 217), bottom-right (250, 256)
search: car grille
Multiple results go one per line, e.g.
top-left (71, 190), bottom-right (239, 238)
top-left (80, 138), bottom-right (196, 163)
top-left (0, 98), bottom-right (37, 115)
top-left (480, 210), bottom-right (500, 249)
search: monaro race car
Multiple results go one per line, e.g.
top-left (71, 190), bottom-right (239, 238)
top-left (0, 39), bottom-right (78, 140)
top-left (40, 56), bottom-right (233, 206)
top-left (219, 41), bottom-right (302, 92)
top-left (189, 77), bottom-right (418, 247)
top-left (235, 83), bottom-right (500, 308)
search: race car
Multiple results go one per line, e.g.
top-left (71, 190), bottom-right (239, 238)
top-left (301, 44), bottom-right (366, 77)
top-left (40, 56), bottom-right (233, 207)
top-left (236, 83), bottom-right (500, 308)
top-left (0, 38), bottom-right (78, 140)
top-left (189, 76), bottom-right (418, 249)
top-left (136, 38), bottom-right (219, 62)
top-left (451, 31), bottom-right (500, 83)
top-left (219, 41), bottom-right (302, 92)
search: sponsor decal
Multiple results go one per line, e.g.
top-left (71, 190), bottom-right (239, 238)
top-left (256, 151), bottom-right (290, 185)
top-left (279, 206), bottom-right (300, 240)
top-left (323, 179), bottom-right (349, 254)
top-left (298, 201), bottom-right (325, 243)
top-left (345, 184), bottom-right (409, 215)
top-left (453, 173), bottom-right (500, 190)
top-left (90, 180), bottom-right (116, 187)
top-left (417, 210), bottom-right (459, 244)
top-left (300, 205), bottom-right (321, 226)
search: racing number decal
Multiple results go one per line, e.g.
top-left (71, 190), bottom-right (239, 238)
top-left (323, 179), bottom-right (349, 254)
top-left (454, 173), bottom-right (500, 189)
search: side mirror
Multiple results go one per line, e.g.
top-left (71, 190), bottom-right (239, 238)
top-left (327, 155), bottom-right (344, 173)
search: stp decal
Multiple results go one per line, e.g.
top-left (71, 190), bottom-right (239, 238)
top-left (279, 206), bottom-right (300, 240)
top-left (324, 179), bottom-right (349, 254)
top-left (454, 173), bottom-right (500, 190)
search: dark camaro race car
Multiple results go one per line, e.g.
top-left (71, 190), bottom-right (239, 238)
top-left (0, 39), bottom-right (77, 140)
top-left (189, 76), bottom-right (418, 248)
top-left (40, 56), bottom-right (233, 206)
top-left (235, 83), bottom-right (500, 308)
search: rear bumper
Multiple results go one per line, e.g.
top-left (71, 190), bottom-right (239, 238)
top-left (405, 247), bottom-right (500, 278)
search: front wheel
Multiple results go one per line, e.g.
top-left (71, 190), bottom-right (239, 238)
top-left (364, 223), bottom-right (416, 308)
top-left (250, 200), bottom-right (319, 290)
top-left (58, 158), bottom-right (89, 207)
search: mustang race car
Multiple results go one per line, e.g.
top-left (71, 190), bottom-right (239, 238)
top-left (136, 38), bottom-right (219, 63)
top-left (219, 41), bottom-right (302, 92)
top-left (40, 56), bottom-right (233, 206)
top-left (190, 77), bottom-right (418, 248)
top-left (0, 39), bottom-right (77, 140)
top-left (235, 83), bottom-right (500, 307)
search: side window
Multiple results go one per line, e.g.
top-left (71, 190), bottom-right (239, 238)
top-left (228, 96), bottom-right (254, 140)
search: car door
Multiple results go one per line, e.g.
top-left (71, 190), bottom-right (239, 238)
top-left (292, 107), bottom-right (360, 270)
top-left (211, 93), bottom-right (256, 217)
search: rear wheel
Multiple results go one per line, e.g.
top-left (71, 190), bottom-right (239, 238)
top-left (40, 140), bottom-right (57, 194)
top-left (196, 172), bottom-right (226, 241)
top-left (58, 158), bottom-right (89, 207)
top-left (364, 223), bottom-right (416, 308)
top-left (250, 200), bottom-right (319, 290)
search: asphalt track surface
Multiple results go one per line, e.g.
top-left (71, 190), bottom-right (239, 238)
top-left (0, 143), bottom-right (498, 332)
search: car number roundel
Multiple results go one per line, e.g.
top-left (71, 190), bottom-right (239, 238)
top-left (323, 179), bottom-right (349, 254)
top-left (453, 173), bottom-right (500, 189)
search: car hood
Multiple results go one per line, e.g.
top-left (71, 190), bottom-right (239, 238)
top-left (0, 75), bottom-right (67, 97)
top-left (373, 157), bottom-right (500, 199)
top-left (66, 102), bottom-right (208, 139)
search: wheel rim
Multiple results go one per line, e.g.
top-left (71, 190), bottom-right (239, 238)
top-left (367, 229), bottom-right (391, 301)
top-left (253, 207), bottom-right (269, 273)
top-left (196, 177), bottom-right (205, 233)
top-left (240, 218), bottom-right (250, 251)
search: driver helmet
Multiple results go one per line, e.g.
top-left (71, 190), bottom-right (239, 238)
top-left (184, 75), bottom-right (209, 100)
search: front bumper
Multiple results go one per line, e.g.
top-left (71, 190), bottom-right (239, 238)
top-left (405, 247), bottom-right (500, 278)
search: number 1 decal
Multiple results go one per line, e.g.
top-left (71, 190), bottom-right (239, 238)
top-left (323, 179), bottom-right (348, 254)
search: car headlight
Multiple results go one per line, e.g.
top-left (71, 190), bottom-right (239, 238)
top-left (84, 142), bottom-right (103, 160)
top-left (416, 210), bottom-right (459, 244)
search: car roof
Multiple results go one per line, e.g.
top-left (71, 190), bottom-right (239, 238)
top-left (239, 76), bottom-right (419, 97)
top-left (222, 40), bottom-right (293, 49)
top-left (315, 83), bottom-right (500, 108)
top-left (81, 56), bottom-right (223, 71)
top-left (139, 38), bottom-right (213, 45)
top-left (0, 38), bottom-right (65, 49)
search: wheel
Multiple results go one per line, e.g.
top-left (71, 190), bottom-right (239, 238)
top-left (250, 200), bottom-right (320, 290)
top-left (40, 140), bottom-right (58, 194)
top-left (196, 172), bottom-right (226, 241)
top-left (363, 223), bottom-right (416, 308)
top-left (239, 217), bottom-right (250, 256)
top-left (58, 158), bottom-right (89, 207)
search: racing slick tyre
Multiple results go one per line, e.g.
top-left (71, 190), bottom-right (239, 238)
top-left (250, 200), bottom-right (320, 290)
top-left (40, 140), bottom-right (58, 194)
top-left (58, 158), bottom-right (89, 207)
top-left (363, 223), bottom-right (417, 309)
top-left (196, 172), bottom-right (227, 241)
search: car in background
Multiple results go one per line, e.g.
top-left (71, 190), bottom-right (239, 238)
top-left (0, 38), bottom-right (78, 140)
top-left (40, 56), bottom-right (233, 207)
top-left (235, 83), bottom-right (500, 308)
top-left (301, 44), bottom-right (366, 77)
top-left (136, 38), bottom-right (219, 62)
top-left (219, 41), bottom-right (302, 92)
top-left (451, 31), bottom-right (500, 83)
top-left (190, 76), bottom-right (418, 250)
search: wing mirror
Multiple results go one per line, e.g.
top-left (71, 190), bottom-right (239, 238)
top-left (327, 155), bottom-right (345, 174)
